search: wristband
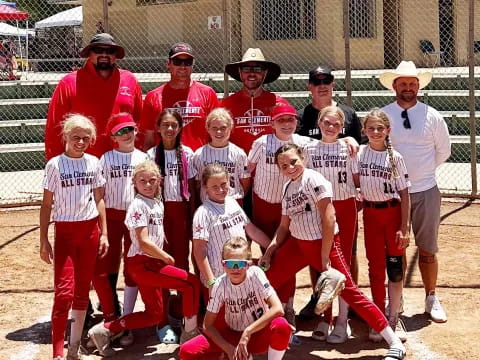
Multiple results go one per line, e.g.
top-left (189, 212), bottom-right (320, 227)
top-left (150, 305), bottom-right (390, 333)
top-left (206, 278), bottom-right (216, 287)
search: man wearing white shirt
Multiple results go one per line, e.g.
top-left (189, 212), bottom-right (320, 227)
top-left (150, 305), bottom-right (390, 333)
top-left (380, 61), bottom-right (451, 323)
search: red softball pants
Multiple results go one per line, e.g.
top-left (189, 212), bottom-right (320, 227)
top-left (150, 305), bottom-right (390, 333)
top-left (266, 235), bottom-right (388, 332)
top-left (363, 203), bottom-right (405, 314)
top-left (178, 317), bottom-right (292, 359)
top-left (52, 218), bottom-right (99, 357)
top-left (164, 201), bottom-right (191, 271)
top-left (104, 254), bottom-right (200, 333)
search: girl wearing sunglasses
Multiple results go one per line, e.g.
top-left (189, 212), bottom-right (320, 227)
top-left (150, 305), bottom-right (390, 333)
top-left (180, 236), bottom-right (291, 360)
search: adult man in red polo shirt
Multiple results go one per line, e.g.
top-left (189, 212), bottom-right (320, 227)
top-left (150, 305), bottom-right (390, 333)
top-left (45, 33), bottom-right (143, 160)
top-left (140, 43), bottom-right (220, 151)
top-left (221, 48), bottom-right (289, 154)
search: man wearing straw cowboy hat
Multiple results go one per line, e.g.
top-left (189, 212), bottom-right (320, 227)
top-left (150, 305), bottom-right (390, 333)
top-left (380, 61), bottom-right (451, 323)
top-left (221, 48), bottom-right (289, 154)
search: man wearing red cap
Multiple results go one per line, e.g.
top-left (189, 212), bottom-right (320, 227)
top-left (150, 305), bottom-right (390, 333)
top-left (45, 33), bottom-right (143, 160)
top-left (221, 48), bottom-right (289, 154)
top-left (140, 42), bottom-right (220, 151)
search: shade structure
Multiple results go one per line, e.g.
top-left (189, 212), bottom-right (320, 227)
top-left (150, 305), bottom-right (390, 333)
top-left (34, 6), bottom-right (82, 29)
top-left (0, 22), bottom-right (33, 36)
top-left (0, 3), bottom-right (27, 20)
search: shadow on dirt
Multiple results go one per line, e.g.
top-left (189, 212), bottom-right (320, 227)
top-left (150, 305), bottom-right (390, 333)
top-left (6, 320), bottom-right (51, 344)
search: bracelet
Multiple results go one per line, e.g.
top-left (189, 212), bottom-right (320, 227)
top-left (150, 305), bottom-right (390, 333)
top-left (206, 278), bottom-right (216, 287)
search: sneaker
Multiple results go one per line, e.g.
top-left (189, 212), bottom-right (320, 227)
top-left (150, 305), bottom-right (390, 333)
top-left (180, 327), bottom-right (201, 344)
top-left (87, 323), bottom-right (115, 357)
top-left (389, 317), bottom-right (407, 343)
top-left (314, 268), bottom-right (346, 315)
top-left (284, 304), bottom-right (296, 331)
top-left (326, 320), bottom-right (351, 344)
top-left (368, 327), bottom-right (383, 343)
top-left (383, 344), bottom-right (406, 359)
top-left (120, 330), bottom-right (134, 346)
top-left (425, 293), bottom-right (447, 323)
top-left (298, 294), bottom-right (319, 320)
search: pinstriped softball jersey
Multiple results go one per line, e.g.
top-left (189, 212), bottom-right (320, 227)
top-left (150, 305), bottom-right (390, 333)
top-left (124, 194), bottom-right (165, 257)
top-left (207, 266), bottom-right (275, 331)
top-left (43, 153), bottom-right (105, 222)
top-left (192, 143), bottom-right (250, 201)
top-left (99, 149), bottom-right (148, 210)
top-left (248, 133), bottom-right (315, 203)
top-left (147, 146), bottom-right (197, 202)
top-left (305, 140), bottom-right (359, 200)
top-left (358, 145), bottom-right (410, 202)
top-left (192, 196), bottom-right (249, 283)
top-left (282, 168), bottom-right (338, 240)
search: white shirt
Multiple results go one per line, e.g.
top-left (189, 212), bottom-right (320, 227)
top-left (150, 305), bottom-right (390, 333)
top-left (43, 153), bottom-right (105, 222)
top-left (248, 133), bottom-right (315, 203)
top-left (382, 101), bottom-right (451, 193)
top-left (99, 149), bottom-right (148, 210)
top-left (192, 196), bottom-right (249, 283)
top-left (147, 145), bottom-right (196, 202)
top-left (358, 145), bottom-right (411, 201)
top-left (282, 168), bottom-right (338, 240)
top-left (192, 143), bottom-right (250, 201)
top-left (305, 140), bottom-right (358, 200)
top-left (125, 194), bottom-right (165, 257)
top-left (207, 266), bottom-right (275, 331)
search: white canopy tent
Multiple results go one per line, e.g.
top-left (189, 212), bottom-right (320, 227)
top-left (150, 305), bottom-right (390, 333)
top-left (0, 22), bottom-right (33, 36)
top-left (34, 6), bottom-right (82, 29)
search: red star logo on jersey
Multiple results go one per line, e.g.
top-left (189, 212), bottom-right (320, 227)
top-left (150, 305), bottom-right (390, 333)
top-left (194, 225), bottom-right (204, 233)
top-left (132, 212), bottom-right (142, 221)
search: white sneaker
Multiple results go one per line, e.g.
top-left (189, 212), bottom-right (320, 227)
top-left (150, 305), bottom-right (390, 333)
top-left (389, 317), bottom-right (407, 343)
top-left (425, 293), bottom-right (447, 323)
top-left (368, 327), bottom-right (383, 343)
top-left (87, 323), bottom-right (115, 357)
top-left (315, 268), bottom-right (346, 315)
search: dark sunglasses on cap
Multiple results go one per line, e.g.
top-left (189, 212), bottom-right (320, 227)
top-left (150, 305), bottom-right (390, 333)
top-left (114, 126), bottom-right (135, 136)
top-left (171, 57), bottom-right (194, 66)
top-left (239, 65), bottom-right (266, 72)
top-left (310, 77), bottom-right (333, 86)
top-left (222, 259), bottom-right (250, 269)
top-left (401, 109), bottom-right (411, 129)
top-left (91, 47), bottom-right (117, 55)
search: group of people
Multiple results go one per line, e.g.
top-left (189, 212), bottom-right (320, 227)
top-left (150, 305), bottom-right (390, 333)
top-left (40, 33), bottom-right (451, 360)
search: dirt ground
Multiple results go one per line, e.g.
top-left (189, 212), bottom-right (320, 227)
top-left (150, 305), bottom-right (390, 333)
top-left (1, 199), bottom-right (479, 360)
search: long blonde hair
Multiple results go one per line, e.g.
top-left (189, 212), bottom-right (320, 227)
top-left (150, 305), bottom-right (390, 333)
top-left (61, 113), bottom-right (97, 144)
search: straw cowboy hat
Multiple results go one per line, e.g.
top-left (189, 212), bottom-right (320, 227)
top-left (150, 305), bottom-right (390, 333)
top-left (379, 61), bottom-right (432, 90)
top-left (225, 48), bottom-right (281, 84)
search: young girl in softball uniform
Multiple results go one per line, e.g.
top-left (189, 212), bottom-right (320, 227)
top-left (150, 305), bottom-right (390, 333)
top-left (355, 109), bottom-right (411, 342)
top-left (192, 163), bottom-right (270, 301)
top-left (248, 104), bottom-right (314, 331)
top-left (304, 106), bottom-right (359, 343)
top-left (88, 160), bottom-right (201, 356)
top-left (96, 113), bottom-right (148, 346)
top-left (40, 114), bottom-right (108, 360)
top-left (261, 143), bottom-right (407, 360)
top-left (192, 107), bottom-right (250, 205)
top-left (180, 237), bottom-right (292, 360)
top-left (147, 109), bottom-right (197, 271)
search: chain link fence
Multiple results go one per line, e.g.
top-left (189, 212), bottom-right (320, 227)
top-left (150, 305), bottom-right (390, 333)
top-left (0, 0), bottom-right (478, 206)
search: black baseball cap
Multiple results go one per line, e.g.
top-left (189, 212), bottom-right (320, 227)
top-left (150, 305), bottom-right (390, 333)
top-left (169, 42), bottom-right (194, 59)
top-left (308, 66), bottom-right (334, 82)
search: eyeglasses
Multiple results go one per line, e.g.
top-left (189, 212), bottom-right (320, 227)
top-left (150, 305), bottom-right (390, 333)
top-left (91, 47), bottom-right (117, 55)
top-left (239, 65), bottom-right (266, 72)
top-left (309, 77), bottom-right (333, 86)
top-left (171, 57), bottom-right (194, 66)
top-left (401, 110), bottom-right (411, 129)
top-left (222, 259), bottom-right (250, 269)
top-left (114, 126), bottom-right (135, 136)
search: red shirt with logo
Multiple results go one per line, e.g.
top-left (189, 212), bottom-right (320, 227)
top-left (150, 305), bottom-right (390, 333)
top-left (139, 81), bottom-right (220, 151)
top-left (221, 90), bottom-right (289, 153)
top-left (45, 60), bottom-right (143, 160)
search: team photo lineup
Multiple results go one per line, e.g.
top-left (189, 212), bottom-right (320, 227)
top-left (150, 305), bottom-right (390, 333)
top-left (39, 33), bottom-right (452, 360)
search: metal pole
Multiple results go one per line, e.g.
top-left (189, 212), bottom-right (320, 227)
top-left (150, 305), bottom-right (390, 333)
top-left (343, 0), bottom-right (352, 107)
top-left (467, 0), bottom-right (477, 196)
top-left (103, 0), bottom-right (110, 33)
top-left (222, 0), bottom-right (230, 98)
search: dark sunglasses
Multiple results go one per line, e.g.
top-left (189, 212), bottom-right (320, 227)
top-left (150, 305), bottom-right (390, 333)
top-left (91, 47), bottom-right (117, 55)
top-left (222, 259), bottom-right (250, 269)
top-left (401, 110), bottom-right (411, 129)
top-left (171, 57), bottom-right (194, 66)
top-left (114, 126), bottom-right (135, 136)
top-left (310, 77), bottom-right (333, 86)
top-left (239, 65), bottom-right (266, 72)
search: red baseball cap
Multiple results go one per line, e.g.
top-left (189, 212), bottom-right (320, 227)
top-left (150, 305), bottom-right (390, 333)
top-left (271, 105), bottom-right (297, 121)
top-left (106, 113), bottom-right (136, 135)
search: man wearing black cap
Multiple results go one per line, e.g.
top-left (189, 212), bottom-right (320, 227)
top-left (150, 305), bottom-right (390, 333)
top-left (45, 33), bottom-right (143, 160)
top-left (140, 42), bottom-right (220, 151)
top-left (221, 48), bottom-right (289, 154)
